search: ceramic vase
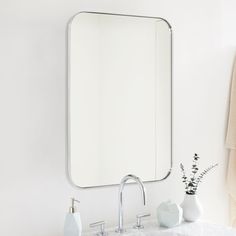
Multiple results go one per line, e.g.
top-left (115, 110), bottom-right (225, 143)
top-left (157, 200), bottom-right (183, 228)
top-left (181, 194), bottom-right (203, 222)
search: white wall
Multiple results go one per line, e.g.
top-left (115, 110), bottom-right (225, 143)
top-left (0, 0), bottom-right (235, 235)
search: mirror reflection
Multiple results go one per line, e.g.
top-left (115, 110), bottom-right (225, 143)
top-left (68, 12), bottom-right (172, 188)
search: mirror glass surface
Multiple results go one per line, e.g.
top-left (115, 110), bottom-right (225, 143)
top-left (68, 12), bottom-right (172, 188)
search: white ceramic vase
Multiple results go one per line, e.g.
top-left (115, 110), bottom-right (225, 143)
top-left (157, 201), bottom-right (183, 228)
top-left (181, 194), bottom-right (203, 222)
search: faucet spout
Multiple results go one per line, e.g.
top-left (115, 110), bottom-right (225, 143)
top-left (116, 174), bottom-right (146, 233)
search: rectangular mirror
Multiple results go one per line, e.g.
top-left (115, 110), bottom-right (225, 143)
top-left (67, 12), bottom-right (172, 188)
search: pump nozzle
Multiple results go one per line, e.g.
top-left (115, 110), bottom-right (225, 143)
top-left (69, 198), bottom-right (80, 213)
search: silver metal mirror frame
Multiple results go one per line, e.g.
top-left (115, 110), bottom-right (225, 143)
top-left (66, 11), bottom-right (173, 189)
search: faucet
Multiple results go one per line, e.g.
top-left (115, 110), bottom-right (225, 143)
top-left (116, 174), bottom-right (146, 233)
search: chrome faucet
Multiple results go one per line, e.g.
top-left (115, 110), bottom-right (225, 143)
top-left (116, 174), bottom-right (146, 233)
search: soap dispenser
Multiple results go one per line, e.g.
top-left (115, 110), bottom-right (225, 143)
top-left (64, 198), bottom-right (82, 236)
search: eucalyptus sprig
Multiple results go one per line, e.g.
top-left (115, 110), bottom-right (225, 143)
top-left (180, 153), bottom-right (218, 195)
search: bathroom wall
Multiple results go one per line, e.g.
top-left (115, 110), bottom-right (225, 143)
top-left (0, 0), bottom-right (235, 235)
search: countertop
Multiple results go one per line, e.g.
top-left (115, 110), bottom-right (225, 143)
top-left (84, 221), bottom-right (236, 236)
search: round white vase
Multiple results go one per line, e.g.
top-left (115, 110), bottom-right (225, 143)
top-left (181, 194), bottom-right (203, 222)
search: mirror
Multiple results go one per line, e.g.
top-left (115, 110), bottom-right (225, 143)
top-left (67, 12), bottom-right (172, 188)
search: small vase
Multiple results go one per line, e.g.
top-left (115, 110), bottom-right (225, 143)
top-left (181, 194), bottom-right (203, 222)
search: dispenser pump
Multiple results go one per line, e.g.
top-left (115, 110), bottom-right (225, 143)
top-left (69, 198), bottom-right (80, 214)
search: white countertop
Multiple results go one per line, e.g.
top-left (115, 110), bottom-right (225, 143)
top-left (84, 221), bottom-right (236, 236)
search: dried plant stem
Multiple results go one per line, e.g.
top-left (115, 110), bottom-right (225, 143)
top-left (180, 154), bottom-right (218, 195)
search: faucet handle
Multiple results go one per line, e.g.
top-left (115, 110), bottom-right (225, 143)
top-left (133, 213), bottom-right (151, 229)
top-left (90, 221), bottom-right (107, 236)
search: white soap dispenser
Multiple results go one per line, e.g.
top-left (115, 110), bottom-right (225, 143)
top-left (64, 198), bottom-right (82, 236)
